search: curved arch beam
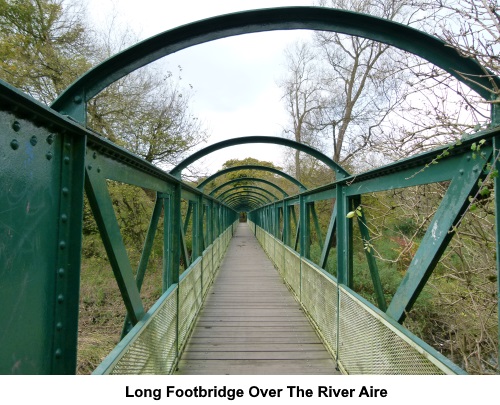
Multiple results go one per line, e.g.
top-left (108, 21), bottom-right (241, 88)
top-left (225, 195), bottom-right (266, 208)
top-left (52, 7), bottom-right (499, 122)
top-left (218, 185), bottom-right (279, 202)
top-left (197, 165), bottom-right (307, 192)
top-left (226, 198), bottom-right (262, 210)
top-left (221, 191), bottom-right (272, 205)
top-left (210, 177), bottom-right (287, 198)
top-left (172, 136), bottom-right (349, 179)
top-left (224, 195), bottom-right (269, 208)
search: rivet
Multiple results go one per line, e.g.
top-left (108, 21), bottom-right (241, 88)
top-left (62, 187), bottom-right (69, 196)
top-left (93, 151), bottom-right (97, 159)
top-left (55, 349), bottom-right (62, 359)
top-left (473, 167), bottom-right (478, 173)
top-left (64, 142), bottom-right (71, 149)
top-left (46, 134), bottom-right (54, 145)
top-left (46, 152), bottom-right (53, 160)
top-left (59, 241), bottom-right (66, 250)
top-left (63, 156), bottom-right (70, 164)
top-left (58, 268), bottom-right (65, 277)
top-left (56, 322), bottom-right (63, 331)
top-left (61, 214), bottom-right (68, 223)
top-left (57, 294), bottom-right (64, 303)
top-left (467, 156), bottom-right (471, 161)
top-left (74, 96), bottom-right (83, 104)
top-left (97, 167), bottom-right (101, 173)
top-left (12, 121), bottom-right (21, 132)
top-left (10, 140), bottom-right (19, 150)
top-left (87, 165), bottom-right (92, 170)
top-left (30, 136), bottom-right (37, 146)
top-left (459, 169), bottom-right (464, 175)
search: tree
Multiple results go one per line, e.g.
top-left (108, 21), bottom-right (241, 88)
top-left (279, 0), bottom-right (411, 180)
top-left (0, 0), bottom-right (93, 104)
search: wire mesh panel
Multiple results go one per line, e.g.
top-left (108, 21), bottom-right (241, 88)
top-left (338, 286), bottom-right (454, 374)
top-left (274, 240), bottom-right (285, 276)
top-left (213, 238), bottom-right (220, 269)
top-left (284, 246), bottom-right (301, 298)
top-left (202, 246), bottom-right (213, 298)
top-left (96, 286), bottom-right (178, 374)
top-left (178, 259), bottom-right (203, 349)
top-left (301, 259), bottom-right (338, 357)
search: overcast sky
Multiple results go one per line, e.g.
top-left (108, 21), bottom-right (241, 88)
top-left (86, 0), bottom-right (316, 175)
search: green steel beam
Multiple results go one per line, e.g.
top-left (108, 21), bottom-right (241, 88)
top-left (217, 185), bottom-right (278, 202)
top-left (171, 136), bottom-right (348, 179)
top-left (121, 196), bottom-right (163, 337)
top-left (84, 168), bottom-right (145, 324)
top-left (197, 164), bottom-right (307, 192)
top-left (225, 195), bottom-right (265, 208)
top-left (310, 203), bottom-right (324, 251)
top-left (210, 177), bottom-right (287, 198)
top-left (52, 7), bottom-right (499, 122)
top-left (224, 193), bottom-right (266, 205)
top-left (386, 149), bottom-right (492, 323)
top-left (183, 201), bottom-right (194, 233)
top-left (221, 190), bottom-right (273, 204)
top-left (353, 196), bottom-right (387, 311)
top-left (320, 202), bottom-right (337, 271)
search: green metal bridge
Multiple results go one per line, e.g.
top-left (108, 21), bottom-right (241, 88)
top-left (1, 7), bottom-right (499, 375)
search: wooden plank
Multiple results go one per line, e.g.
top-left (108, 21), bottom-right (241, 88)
top-left (175, 223), bottom-right (339, 375)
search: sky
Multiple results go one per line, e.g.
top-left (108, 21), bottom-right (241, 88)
top-left (85, 0), bottom-right (316, 176)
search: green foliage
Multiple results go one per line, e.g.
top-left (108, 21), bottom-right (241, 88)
top-left (0, 0), bottom-right (93, 103)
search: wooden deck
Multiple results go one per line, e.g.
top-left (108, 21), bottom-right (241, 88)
top-left (175, 223), bottom-right (339, 375)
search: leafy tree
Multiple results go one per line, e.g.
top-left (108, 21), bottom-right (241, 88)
top-left (0, 0), bottom-right (93, 103)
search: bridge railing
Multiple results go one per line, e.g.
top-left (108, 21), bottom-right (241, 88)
top-left (0, 79), bottom-right (239, 374)
top-left (93, 223), bottom-right (236, 374)
top-left (250, 220), bottom-right (464, 375)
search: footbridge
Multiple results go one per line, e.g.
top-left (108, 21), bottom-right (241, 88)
top-left (1, 7), bottom-right (499, 375)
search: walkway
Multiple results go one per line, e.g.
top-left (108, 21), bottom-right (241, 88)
top-left (175, 223), bottom-right (339, 375)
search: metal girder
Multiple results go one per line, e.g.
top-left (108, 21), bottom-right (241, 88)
top-left (197, 164), bottom-right (307, 192)
top-left (222, 191), bottom-right (272, 205)
top-left (210, 177), bottom-right (287, 198)
top-left (84, 168), bottom-right (145, 324)
top-left (386, 149), bottom-right (492, 322)
top-left (225, 194), bottom-right (266, 208)
top-left (121, 196), bottom-right (164, 337)
top-left (217, 185), bottom-right (278, 202)
top-left (171, 136), bottom-right (349, 179)
top-left (52, 7), bottom-right (499, 123)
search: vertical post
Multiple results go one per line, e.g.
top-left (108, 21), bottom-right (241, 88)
top-left (300, 197), bottom-right (311, 260)
top-left (493, 134), bottom-right (500, 373)
top-left (283, 201), bottom-right (290, 246)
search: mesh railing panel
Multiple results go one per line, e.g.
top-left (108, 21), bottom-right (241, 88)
top-left (107, 287), bottom-right (178, 374)
top-left (202, 246), bottom-right (213, 298)
top-left (275, 241), bottom-right (285, 276)
top-left (284, 246), bottom-right (301, 298)
top-left (301, 259), bottom-right (338, 357)
top-left (179, 259), bottom-right (202, 348)
top-left (253, 225), bottom-right (459, 375)
top-left (338, 286), bottom-right (448, 374)
top-left (213, 239), bottom-right (220, 269)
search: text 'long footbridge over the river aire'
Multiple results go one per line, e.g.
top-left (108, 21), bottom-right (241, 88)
top-left (1, 7), bottom-right (499, 375)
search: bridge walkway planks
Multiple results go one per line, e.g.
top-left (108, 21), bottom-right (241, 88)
top-left (175, 222), bottom-right (340, 375)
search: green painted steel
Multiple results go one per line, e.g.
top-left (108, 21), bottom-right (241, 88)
top-left (51, 7), bottom-right (500, 122)
top-left (2, 5), bottom-right (500, 375)
top-left (217, 185), bottom-right (279, 202)
top-left (171, 136), bottom-right (349, 179)
top-left (197, 164), bottom-right (307, 191)
top-left (251, 222), bottom-right (466, 375)
top-left (210, 177), bottom-right (288, 198)
top-left (0, 80), bottom-right (86, 374)
top-left (223, 192), bottom-right (270, 206)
